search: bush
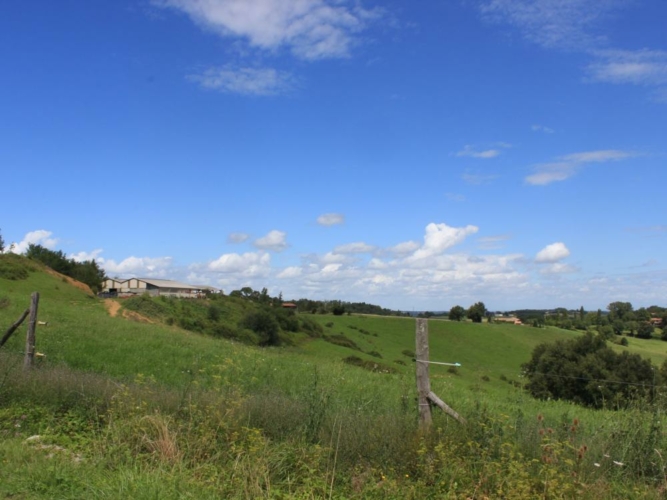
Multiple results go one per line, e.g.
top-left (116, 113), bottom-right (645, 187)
top-left (240, 310), bottom-right (281, 346)
top-left (0, 256), bottom-right (30, 280)
top-left (366, 350), bottom-right (382, 359)
top-left (342, 356), bottom-right (397, 374)
top-left (523, 332), bottom-right (656, 408)
top-left (322, 334), bottom-right (360, 351)
top-left (299, 316), bottom-right (323, 337)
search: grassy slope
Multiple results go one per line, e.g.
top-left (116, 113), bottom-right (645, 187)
top-left (3, 256), bottom-right (667, 498)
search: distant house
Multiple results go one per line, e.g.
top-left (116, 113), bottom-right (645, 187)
top-left (650, 317), bottom-right (664, 327)
top-left (493, 316), bottom-right (523, 325)
top-left (101, 278), bottom-right (205, 298)
top-left (282, 302), bottom-right (298, 311)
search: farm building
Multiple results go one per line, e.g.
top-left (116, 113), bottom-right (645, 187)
top-left (101, 278), bottom-right (205, 298)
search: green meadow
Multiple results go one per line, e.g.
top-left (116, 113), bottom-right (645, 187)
top-left (2, 254), bottom-right (667, 498)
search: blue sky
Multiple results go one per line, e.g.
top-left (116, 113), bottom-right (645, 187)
top-left (2, 0), bottom-right (666, 311)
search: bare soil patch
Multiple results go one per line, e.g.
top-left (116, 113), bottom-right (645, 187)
top-left (104, 299), bottom-right (121, 317)
top-left (42, 268), bottom-right (94, 296)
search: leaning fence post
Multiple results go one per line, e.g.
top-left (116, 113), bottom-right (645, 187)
top-left (23, 292), bottom-right (40, 370)
top-left (415, 318), bottom-right (432, 430)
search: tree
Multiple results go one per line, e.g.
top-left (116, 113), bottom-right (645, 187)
top-left (467, 302), bottom-right (487, 323)
top-left (608, 301), bottom-right (634, 322)
top-left (523, 332), bottom-right (656, 408)
top-left (448, 305), bottom-right (465, 321)
top-left (240, 309), bottom-right (280, 346)
top-left (636, 322), bottom-right (655, 339)
top-left (0, 228), bottom-right (4, 253)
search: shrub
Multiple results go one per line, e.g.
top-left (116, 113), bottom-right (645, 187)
top-left (401, 349), bottom-right (415, 358)
top-left (0, 258), bottom-right (29, 280)
top-left (366, 350), bottom-right (382, 359)
top-left (324, 321), bottom-right (333, 328)
top-left (322, 334), bottom-right (360, 351)
top-left (342, 356), bottom-right (397, 374)
top-left (240, 310), bottom-right (281, 346)
top-left (299, 316), bottom-right (323, 337)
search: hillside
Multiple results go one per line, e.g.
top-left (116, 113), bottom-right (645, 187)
top-left (2, 254), bottom-right (667, 498)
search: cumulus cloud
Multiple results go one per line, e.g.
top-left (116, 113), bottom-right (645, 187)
top-left (103, 256), bottom-right (174, 277)
top-left (70, 249), bottom-right (104, 262)
top-left (155, 0), bottom-right (380, 60)
top-left (228, 232), bottom-right (250, 243)
top-left (188, 66), bottom-right (295, 95)
top-left (535, 242), bottom-right (570, 263)
top-left (277, 266), bottom-right (302, 279)
top-left (9, 230), bottom-right (59, 254)
top-left (317, 213), bottom-right (345, 226)
top-left (254, 230), bottom-right (288, 252)
top-left (525, 149), bottom-right (635, 185)
top-left (388, 240), bottom-right (420, 256)
top-left (410, 223), bottom-right (479, 260)
top-left (333, 242), bottom-right (375, 254)
top-left (209, 251), bottom-right (271, 276)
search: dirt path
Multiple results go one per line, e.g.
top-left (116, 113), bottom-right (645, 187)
top-left (104, 299), bottom-right (121, 317)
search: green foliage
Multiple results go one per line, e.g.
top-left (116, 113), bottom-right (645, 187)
top-left (322, 333), bottom-right (361, 351)
top-left (0, 228), bottom-right (4, 253)
top-left (608, 301), bottom-right (634, 322)
top-left (25, 244), bottom-right (105, 292)
top-left (636, 322), bottom-right (655, 339)
top-left (523, 332), bottom-right (657, 408)
top-left (467, 301), bottom-right (487, 323)
top-left (448, 305), bottom-right (465, 321)
top-left (0, 254), bottom-right (30, 280)
top-left (342, 355), bottom-right (397, 373)
top-left (239, 309), bottom-right (280, 346)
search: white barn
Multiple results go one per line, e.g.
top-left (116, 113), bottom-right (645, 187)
top-left (101, 278), bottom-right (204, 298)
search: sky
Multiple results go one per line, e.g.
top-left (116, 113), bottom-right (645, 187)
top-left (2, 0), bottom-right (666, 311)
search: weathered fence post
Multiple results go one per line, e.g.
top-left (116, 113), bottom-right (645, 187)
top-left (415, 318), bottom-right (432, 430)
top-left (415, 318), bottom-right (466, 427)
top-left (23, 292), bottom-right (40, 370)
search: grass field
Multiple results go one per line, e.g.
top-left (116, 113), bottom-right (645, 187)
top-left (2, 255), bottom-right (667, 498)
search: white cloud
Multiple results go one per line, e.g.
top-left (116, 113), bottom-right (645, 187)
top-left (587, 49), bottom-right (667, 86)
top-left (228, 232), bottom-right (250, 243)
top-left (531, 124), bottom-right (555, 133)
top-left (410, 223), bottom-right (479, 260)
top-left (70, 249), bottom-right (104, 262)
top-left (155, 0), bottom-right (380, 60)
top-left (478, 234), bottom-right (511, 250)
top-left (10, 230), bottom-right (59, 254)
top-left (103, 256), bottom-right (174, 277)
top-left (254, 230), bottom-right (288, 252)
top-left (456, 145), bottom-right (501, 159)
top-left (277, 266), bottom-right (302, 278)
top-left (317, 213), bottom-right (345, 226)
top-left (535, 242), bottom-right (570, 263)
top-left (540, 263), bottom-right (578, 275)
top-left (209, 251), bottom-right (271, 276)
top-left (388, 240), bottom-right (420, 256)
top-left (188, 66), bottom-right (294, 95)
top-left (526, 149), bottom-right (635, 185)
top-left (333, 242), bottom-right (375, 254)
top-left (479, 0), bottom-right (623, 50)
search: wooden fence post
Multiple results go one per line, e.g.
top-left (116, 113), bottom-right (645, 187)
top-left (415, 318), bottom-right (466, 427)
top-left (415, 318), bottom-right (432, 430)
top-left (23, 292), bottom-right (39, 370)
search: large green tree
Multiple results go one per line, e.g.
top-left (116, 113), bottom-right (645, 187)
top-left (523, 332), bottom-right (656, 408)
top-left (448, 305), bottom-right (465, 321)
top-left (0, 228), bottom-right (4, 253)
top-left (467, 302), bottom-right (487, 323)
top-left (608, 301), bottom-right (634, 322)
